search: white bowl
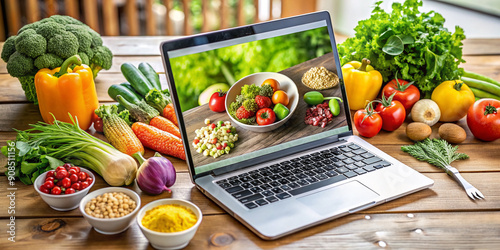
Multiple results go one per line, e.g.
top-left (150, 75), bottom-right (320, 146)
top-left (137, 199), bottom-right (203, 250)
top-left (225, 72), bottom-right (299, 132)
top-left (80, 187), bottom-right (141, 235)
top-left (34, 168), bottom-right (95, 211)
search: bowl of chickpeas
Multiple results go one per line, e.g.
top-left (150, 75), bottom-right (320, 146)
top-left (79, 187), bottom-right (141, 235)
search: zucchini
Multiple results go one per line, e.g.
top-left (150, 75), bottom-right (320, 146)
top-left (120, 63), bottom-right (154, 97)
top-left (108, 84), bottom-right (142, 103)
top-left (139, 62), bottom-right (161, 90)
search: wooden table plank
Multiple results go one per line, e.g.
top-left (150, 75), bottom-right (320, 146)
top-left (1, 172), bottom-right (498, 219)
top-left (2, 211), bottom-right (500, 249)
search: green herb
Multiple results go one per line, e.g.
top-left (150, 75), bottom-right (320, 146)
top-left (337, 0), bottom-right (466, 97)
top-left (401, 138), bottom-right (469, 168)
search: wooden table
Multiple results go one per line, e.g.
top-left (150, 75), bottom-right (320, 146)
top-left (1, 37), bottom-right (499, 249)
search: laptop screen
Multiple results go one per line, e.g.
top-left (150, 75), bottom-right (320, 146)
top-left (162, 13), bottom-right (351, 175)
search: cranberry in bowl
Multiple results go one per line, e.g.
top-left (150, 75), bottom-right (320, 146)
top-left (34, 164), bottom-right (95, 211)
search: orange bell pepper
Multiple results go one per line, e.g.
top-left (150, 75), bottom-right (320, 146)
top-left (34, 55), bottom-right (99, 130)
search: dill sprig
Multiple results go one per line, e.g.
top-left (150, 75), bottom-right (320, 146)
top-left (401, 138), bottom-right (469, 169)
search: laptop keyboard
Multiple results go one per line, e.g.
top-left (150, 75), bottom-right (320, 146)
top-left (215, 142), bottom-right (392, 209)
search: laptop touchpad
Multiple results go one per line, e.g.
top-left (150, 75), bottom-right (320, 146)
top-left (297, 181), bottom-right (379, 216)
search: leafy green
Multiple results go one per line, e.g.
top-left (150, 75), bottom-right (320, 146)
top-left (337, 0), bottom-right (466, 97)
top-left (241, 84), bottom-right (261, 100)
top-left (401, 138), bottom-right (469, 169)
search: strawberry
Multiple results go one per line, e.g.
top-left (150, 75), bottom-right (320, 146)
top-left (236, 106), bottom-right (254, 119)
top-left (255, 95), bottom-right (272, 109)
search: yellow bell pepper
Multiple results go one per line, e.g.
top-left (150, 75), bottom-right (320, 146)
top-left (341, 58), bottom-right (383, 110)
top-left (431, 80), bottom-right (475, 122)
top-left (34, 55), bottom-right (99, 130)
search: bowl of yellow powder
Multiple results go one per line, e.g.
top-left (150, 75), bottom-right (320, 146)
top-left (137, 199), bottom-right (202, 249)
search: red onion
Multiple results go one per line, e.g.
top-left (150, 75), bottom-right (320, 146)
top-left (133, 152), bottom-right (176, 195)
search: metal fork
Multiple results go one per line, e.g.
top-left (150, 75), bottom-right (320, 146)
top-left (443, 165), bottom-right (485, 200)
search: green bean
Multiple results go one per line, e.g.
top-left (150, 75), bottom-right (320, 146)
top-left (463, 70), bottom-right (500, 87)
top-left (462, 76), bottom-right (500, 97)
top-left (469, 87), bottom-right (500, 101)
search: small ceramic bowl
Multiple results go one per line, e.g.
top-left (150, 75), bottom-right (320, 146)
top-left (80, 187), bottom-right (141, 235)
top-left (225, 72), bottom-right (299, 132)
top-left (137, 199), bottom-right (203, 250)
top-left (34, 168), bottom-right (95, 211)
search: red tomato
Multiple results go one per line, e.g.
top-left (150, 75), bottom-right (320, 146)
top-left (354, 105), bottom-right (382, 138)
top-left (256, 108), bottom-right (276, 125)
top-left (63, 163), bottom-right (72, 170)
top-left (374, 94), bottom-right (406, 131)
top-left (382, 76), bottom-right (420, 111)
top-left (69, 166), bottom-right (81, 173)
top-left (45, 176), bottom-right (55, 183)
top-left (51, 186), bottom-right (62, 195)
top-left (56, 170), bottom-right (68, 180)
top-left (466, 98), bottom-right (500, 141)
top-left (71, 182), bottom-right (81, 190)
top-left (46, 170), bottom-right (55, 178)
top-left (70, 174), bottom-right (79, 183)
top-left (92, 113), bottom-right (104, 132)
top-left (40, 186), bottom-right (50, 194)
top-left (78, 172), bottom-right (88, 181)
top-left (80, 181), bottom-right (90, 190)
top-left (55, 166), bottom-right (66, 172)
top-left (209, 90), bottom-right (227, 112)
top-left (86, 177), bottom-right (93, 184)
top-left (61, 177), bottom-right (72, 188)
top-left (43, 180), bottom-right (54, 190)
top-left (65, 188), bottom-right (76, 194)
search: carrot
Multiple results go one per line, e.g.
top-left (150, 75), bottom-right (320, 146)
top-left (132, 122), bottom-right (186, 160)
top-left (162, 103), bottom-right (178, 126)
top-left (150, 116), bottom-right (181, 138)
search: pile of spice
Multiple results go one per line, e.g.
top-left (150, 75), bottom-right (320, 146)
top-left (302, 66), bottom-right (339, 90)
top-left (85, 192), bottom-right (137, 219)
top-left (141, 204), bottom-right (197, 233)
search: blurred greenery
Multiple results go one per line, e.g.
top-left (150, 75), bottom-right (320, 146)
top-left (170, 27), bottom-right (332, 111)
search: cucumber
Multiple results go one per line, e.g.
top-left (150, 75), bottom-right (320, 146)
top-left (120, 63), bottom-right (154, 97)
top-left (139, 62), bottom-right (161, 90)
top-left (120, 82), bottom-right (138, 93)
top-left (108, 84), bottom-right (142, 103)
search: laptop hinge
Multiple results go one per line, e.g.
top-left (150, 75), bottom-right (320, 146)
top-left (211, 134), bottom-right (346, 176)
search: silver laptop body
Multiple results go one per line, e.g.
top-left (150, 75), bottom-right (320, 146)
top-left (160, 11), bottom-right (434, 240)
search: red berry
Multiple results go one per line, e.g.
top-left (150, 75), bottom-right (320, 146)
top-left (61, 177), bottom-right (71, 188)
top-left (255, 95), bottom-right (272, 109)
top-left (56, 170), bottom-right (68, 180)
top-left (71, 182), bottom-right (81, 190)
top-left (80, 181), bottom-right (90, 190)
top-left (65, 188), bottom-right (76, 194)
top-left (51, 186), bottom-right (62, 195)
top-left (78, 172), bottom-right (88, 181)
top-left (216, 145), bottom-right (222, 150)
top-left (222, 142), bottom-right (228, 148)
top-left (236, 106), bottom-right (255, 119)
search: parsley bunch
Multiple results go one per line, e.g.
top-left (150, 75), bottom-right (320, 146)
top-left (337, 0), bottom-right (466, 97)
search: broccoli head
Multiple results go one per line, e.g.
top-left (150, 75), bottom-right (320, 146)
top-left (34, 53), bottom-right (63, 69)
top-left (15, 29), bottom-right (46, 58)
top-left (1, 35), bottom-right (17, 62)
top-left (145, 88), bottom-right (171, 112)
top-left (90, 46), bottom-right (113, 78)
top-left (259, 84), bottom-right (274, 98)
top-left (242, 99), bottom-right (258, 112)
top-left (241, 84), bottom-right (261, 99)
top-left (47, 32), bottom-right (79, 58)
top-left (1, 14), bottom-right (113, 103)
top-left (6, 52), bottom-right (35, 77)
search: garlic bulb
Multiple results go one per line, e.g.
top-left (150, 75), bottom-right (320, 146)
top-left (411, 99), bottom-right (441, 126)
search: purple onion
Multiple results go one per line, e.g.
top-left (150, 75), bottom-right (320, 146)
top-left (133, 152), bottom-right (176, 195)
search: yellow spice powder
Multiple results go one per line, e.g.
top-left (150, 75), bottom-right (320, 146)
top-left (142, 204), bottom-right (197, 233)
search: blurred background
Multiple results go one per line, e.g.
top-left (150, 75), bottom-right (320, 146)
top-left (0, 0), bottom-right (499, 41)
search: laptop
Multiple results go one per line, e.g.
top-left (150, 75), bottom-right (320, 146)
top-left (159, 11), bottom-right (434, 240)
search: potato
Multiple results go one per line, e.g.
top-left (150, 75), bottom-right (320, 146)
top-left (406, 122), bottom-right (432, 141)
top-left (439, 123), bottom-right (466, 144)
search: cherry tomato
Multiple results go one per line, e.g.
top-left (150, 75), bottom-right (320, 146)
top-left (56, 166), bottom-right (66, 172)
top-left (80, 181), bottom-right (90, 190)
top-left (69, 166), bottom-right (81, 173)
top-left (262, 78), bottom-right (280, 92)
top-left (374, 94), bottom-right (406, 131)
top-left (61, 177), bottom-right (71, 188)
top-left (69, 174), bottom-right (79, 183)
top-left (78, 172), bottom-right (88, 181)
top-left (272, 90), bottom-right (289, 106)
top-left (256, 108), bottom-right (276, 125)
top-left (86, 177), bottom-right (93, 184)
top-left (45, 176), bottom-right (55, 183)
top-left (92, 112), bottom-right (104, 132)
top-left (43, 180), bottom-right (54, 189)
top-left (56, 170), bottom-right (68, 180)
top-left (51, 186), bottom-right (62, 195)
top-left (466, 98), bottom-right (500, 141)
top-left (71, 182), bottom-right (81, 190)
top-left (65, 188), bottom-right (76, 194)
top-left (382, 76), bottom-right (420, 111)
top-left (354, 104), bottom-right (382, 138)
top-left (40, 187), bottom-right (50, 194)
top-left (209, 90), bottom-right (227, 112)
top-left (56, 180), bottom-right (64, 187)
top-left (46, 170), bottom-right (56, 178)
top-left (63, 163), bottom-right (72, 170)
top-left (68, 169), bottom-right (77, 176)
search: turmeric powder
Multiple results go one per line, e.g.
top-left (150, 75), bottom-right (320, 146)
top-left (141, 204), bottom-right (197, 233)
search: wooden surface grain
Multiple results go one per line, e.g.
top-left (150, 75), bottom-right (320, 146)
top-left (0, 36), bottom-right (499, 249)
